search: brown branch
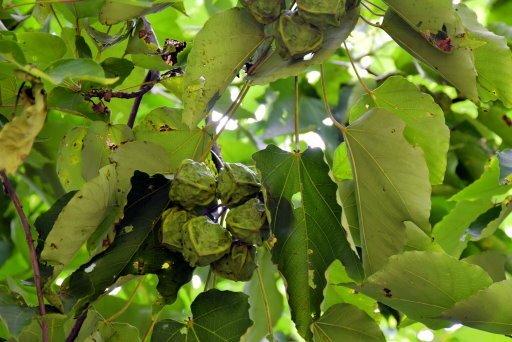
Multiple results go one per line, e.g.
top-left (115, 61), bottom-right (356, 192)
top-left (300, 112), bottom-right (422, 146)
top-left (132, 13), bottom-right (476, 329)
top-left (0, 171), bottom-right (48, 342)
top-left (65, 311), bottom-right (88, 342)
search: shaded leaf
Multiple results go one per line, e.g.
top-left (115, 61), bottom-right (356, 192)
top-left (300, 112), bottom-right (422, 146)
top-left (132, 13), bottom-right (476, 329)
top-left (61, 172), bottom-right (170, 312)
top-left (357, 251), bottom-right (493, 329)
top-left (0, 83), bottom-right (47, 174)
top-left (498, 149), bottom-right (512, 184)
top-left (463, 251), bottom-right (507, 282)
top-left (17, 32), bottom-right (66, 69)
top-left (0, 288), bottom-right (35, 337)
top-left (311, 303), bottom-right (385, 342)
top-left (44, 58), bottom-right (118, 86)
top-left (441, 280), bottom-right (512, 334)
top-left (47, 87), bottom-right (105, 121)
top-left (41, 164), bottom-right (119, 265)
top-left (381, 9), bottom-right (478, 101)
top-left (337, 179), bottom-right (360, 247)
top-left (248, 6), bottom-right (360, 85)
top-left (350, 76), bottom-right (449, 185)
top-left (182, 7), bottom-right (264, 127)
top-left (343, 109), bottom-right (431, 275)
top-left (253, 145), bottom-right (363, 340)
top-left (152, 290), bottom-right (251, 341)
top-left (101, 57), bottom-right (134, 88)
top-left (99, 0), bottom-right (175, 25)
top-left (85, 20), bottom-right (135, 52)
top-left (84, 320), bottom-right (141, 342)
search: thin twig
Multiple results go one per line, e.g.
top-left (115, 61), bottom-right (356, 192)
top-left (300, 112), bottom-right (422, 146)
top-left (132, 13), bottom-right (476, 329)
top-left (65, 311), bottom-right (88, 342)
top-left (293, 76), bottom-right (300, 153)
top-left (343, 42), bottom-right (373, 96)
top-left (359, 15), bottom-right (381, 28)
top-left (319, 65), bottom-right (346, 131)
top-left (363, 0), bottom-right (386, 12)
top-left (256, 267), bottom-right (274, 341)
top-left (127, 16), bottom-right (160, 128)
top-left (106, 276), bottom-right (146, 322)
top-left (0, 171), bottom-right (48, 342)
top-left (204, 267), bottom-right (213, 292)
top-left (361, 1), bottom-right (385, 16)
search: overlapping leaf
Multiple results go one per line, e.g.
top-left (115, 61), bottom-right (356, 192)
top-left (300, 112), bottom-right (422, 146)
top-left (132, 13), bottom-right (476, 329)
top-left (253, 145), bottom-right (363, 340)
top-left (357, 251), bottom-right (493, 329)
top-left (151, 289), bottom-right (252, 342)
top-left (343, 109), bottom-right (431, 275)
top-left (182, 7), bottom-right (264, 127)
top-left (350, 76), bottom-right (449, 185)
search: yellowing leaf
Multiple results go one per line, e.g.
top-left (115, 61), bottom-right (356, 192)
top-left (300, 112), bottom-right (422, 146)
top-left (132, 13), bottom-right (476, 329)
top-left (0, 83), bottom-right (47, 174)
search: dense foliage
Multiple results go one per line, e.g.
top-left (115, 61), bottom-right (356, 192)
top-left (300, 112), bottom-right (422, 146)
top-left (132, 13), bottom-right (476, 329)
top-left (0, 0), bottom-right (511, 341)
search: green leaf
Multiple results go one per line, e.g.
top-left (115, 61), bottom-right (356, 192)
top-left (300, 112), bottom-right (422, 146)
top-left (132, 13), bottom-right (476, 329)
top-left (182, 7), bottom-right (264, 127)
top-left (458, 5), bottom-right (512, 107)
top-left (17, 313), bottom-right (68, 342)
top-left (477, 106), bottom-right (512, 148)
top-left (99, 0), bottom-right (175, 25)
top-left (53, 0), bottom-right (104, 19)
top-left (152, 289), bottom-right (252, 342)
top-left (497, 149), bottom-right (512, 184)
top-left (332, 143), bottom-right (352, 181)
top-left (85, 21), bottom-right (135, 52)
top-left (247, 6), bottom-right (360, 85)
top-left (441, 280), bottom-right (512, 334)
top-left (100, 57), bottom-right (134, 88)
top-left (350, 76), bottom-right (450, 185)
top-left (381, 9), bottom-right (478, 102)
top-left (463, 251), bottom-right (506, 282)
top-left (133, 107), bottom-right (212, 171)
top-left (17, 32), bottom-right (66, 69)
top-left (75, 35), bottom-right (93, 59)
top-left (56, 127), bottom-right (88, 192)
top-left (45, 58), bottom-right (118, 86)
top-left (85, 320), bottom-right (141, 342)
top-left (357, 251), bottom-right (493, 329)
top-left (41, 164), bottom-right (119, 265)
top-left (47, 87), bottom-right (104, 121)
top-left (61, 172), bottom-right (171, 312)
top-left (0, 288), bottom-right (35, 337)
top-left (311, 303), bottom-right (385, 342)
top-left (253, 145), bottom-right (363, 340)
top-left (82, 121), bottom-right (134, 181)
top-left (343, 109), bottom-right (431, 275)
top-left (337, 179), bottom-right (360, 247)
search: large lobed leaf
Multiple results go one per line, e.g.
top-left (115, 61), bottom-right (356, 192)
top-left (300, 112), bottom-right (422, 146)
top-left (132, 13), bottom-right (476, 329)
top-left (357, 251), bottom-right (493, 329)
top-left (182, 7), bottom-right (264, 128)
top-left (350, 76), bottom-right (450, 185)
top-left (151, 289), bottom-right (252, 341)
top-left (343, 109), bottom-right (431, 275)
top-left (253, 145), bottom-right (363, 340)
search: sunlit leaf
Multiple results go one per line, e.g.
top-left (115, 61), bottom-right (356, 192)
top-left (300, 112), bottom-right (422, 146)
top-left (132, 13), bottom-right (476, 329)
top-left (182, 7), bottom-right (264, 127)
top-left (41, 164), bottom-right (119, 265)
top-left (56, 127), bottom-right (88, 192)
top-left (45, 58), bottom-right (119, 86)
top-left (441, 280), bottom-right (512, 334)
top-left (16, 32), bottom-right (66, 69)
top-left (247, 6), bottom-right (360, 85)
top-left (343, 109), bottom-right (431, 275)
top-left (350, 76), bottom-right (450, 185)
top-left (0, 83), bottom-right (47, 174)
top-left (311, 303), bottom-right (385, 342)
top-left (357, 251), bottom-right (493, 329)
top-left (253, 145), bottom-right (363, 340)
top-left (382, 9), bottom-right (478, 102)
top-left (99, 0), bottom-right (175, 25)
top-left (152, 289), bottom-right (252, 342)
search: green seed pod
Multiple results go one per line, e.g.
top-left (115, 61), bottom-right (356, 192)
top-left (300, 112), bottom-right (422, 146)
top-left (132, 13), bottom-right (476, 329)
top-left (297, 0), bottom-right (346, 27)
top-left (169, 159), bottom-right (217, 210)
top-left (161, 208), bottom-right (195, 252)
top-left (274, 10), bottom-right (324, 60)
top-left (213, 242), bottom-right (257, 282)
top-left (181, 216), bottom-right (232, 267)
top-left (242, 0), bottom-right (284, 24)
top-left (217, 162), bottom-right (261, 208)
top-left (226, 198), bottom-right (267, 245)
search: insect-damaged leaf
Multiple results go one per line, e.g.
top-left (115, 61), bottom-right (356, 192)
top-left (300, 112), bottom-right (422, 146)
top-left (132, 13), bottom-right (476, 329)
top-left (182, 7), bottom-right (264, 128)
top-left (151, 289), bottom-right (252, 342)
top-left (253, 145), bottom-right (363, 340)
top-left (60, 172), bottom-right (171, 312)
top-left (0, 83), bottom-right (47, 174)
top-left (41, 164), bottom-right (119, 266)
top-left (343, 109), bottom-right (431, 275)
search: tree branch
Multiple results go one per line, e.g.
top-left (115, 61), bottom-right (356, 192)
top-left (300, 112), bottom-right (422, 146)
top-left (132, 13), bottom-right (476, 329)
top-left (65, 311), bottom-right (88, 342)
top-left (0, 171), bottom-right (48, 342)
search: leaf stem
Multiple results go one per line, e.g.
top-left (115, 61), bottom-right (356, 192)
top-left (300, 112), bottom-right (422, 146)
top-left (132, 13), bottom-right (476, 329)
top-left (256, 267), bottom-right (274, 341)
top-left (204, 267), bottom-right (213, 292)
top-left (293, 76), bottom-right (300, 153)
top-left (142, 318), bottom-right (157, 342)
top-left (359, 15), bottom-right (382, 28)
top-left (362, 0), bottom-right (386, 12)
top-left (106, 276), bottom-right (146, 322)
top-left (343, 41), bottom-right (373, 96)
top-left (319, 65), bottom-right (346, 131)
top-left (361, 1), bottom-right (385, 16)
top-left (0, 171), bottom-right (48, 342)
top-left (65, 310), bottom-right (88, 342)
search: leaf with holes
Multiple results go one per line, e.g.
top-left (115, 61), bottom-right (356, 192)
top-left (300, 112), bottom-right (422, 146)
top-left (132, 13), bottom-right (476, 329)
top-left (182, 7), bottom-right (264, 127)
top-left (253, 145), bottom-right (363, 340)
top-left (343, 108), bottom-right (431, 275)
top-left (151, 289), bottom-right (252, 342)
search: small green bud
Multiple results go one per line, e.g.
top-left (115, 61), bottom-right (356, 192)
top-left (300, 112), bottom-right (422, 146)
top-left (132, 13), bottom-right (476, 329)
top-left (213, 242), bottom-right (257, 281)
top-left (181, 216), bottom-right (232, 267)
top-left (169, 159), bottom-right (217, 210)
